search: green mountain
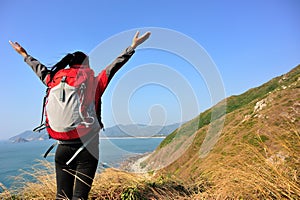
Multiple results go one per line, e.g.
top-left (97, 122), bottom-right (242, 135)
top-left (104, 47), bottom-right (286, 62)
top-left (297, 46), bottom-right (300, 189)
top-left (141, 65), bottom-right (300, 199)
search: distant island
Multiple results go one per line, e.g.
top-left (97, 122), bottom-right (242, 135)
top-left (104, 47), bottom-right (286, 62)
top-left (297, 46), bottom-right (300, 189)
top-left (9, 123), bottom-right (181, 143)
top-left (9, 130), bottom-right (48, 143)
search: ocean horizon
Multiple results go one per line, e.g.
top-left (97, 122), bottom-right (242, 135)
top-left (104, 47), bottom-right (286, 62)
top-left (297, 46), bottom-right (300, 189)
top-left (0, 137), bottom-right (164, 190)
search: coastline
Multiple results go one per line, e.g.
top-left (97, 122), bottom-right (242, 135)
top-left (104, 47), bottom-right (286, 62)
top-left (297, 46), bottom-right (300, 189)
top-left (119, 152), bottom-right (152, 173)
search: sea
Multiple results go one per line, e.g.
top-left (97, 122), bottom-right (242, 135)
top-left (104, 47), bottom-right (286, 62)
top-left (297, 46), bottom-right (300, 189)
top-left (0, 137), bottom-right (164, 190)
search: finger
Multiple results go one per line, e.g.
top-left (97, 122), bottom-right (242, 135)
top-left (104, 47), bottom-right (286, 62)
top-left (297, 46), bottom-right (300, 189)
top-left (144, 31), bottom-right (151, 36)
top-left (134, 31), bottom-right (140, 39)
top-left (9, 41), bottom-right (21, 48)
top-left (15, 42), bottom-right (21, 47)
top-left (141, 32), bottom-right (151, 39)
top-left (9, 40), bottom-right (16, 47)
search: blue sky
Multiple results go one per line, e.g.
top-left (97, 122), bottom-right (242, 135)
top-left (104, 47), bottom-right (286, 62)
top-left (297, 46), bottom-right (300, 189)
top-left (0, 0), bottom-right (299, 140)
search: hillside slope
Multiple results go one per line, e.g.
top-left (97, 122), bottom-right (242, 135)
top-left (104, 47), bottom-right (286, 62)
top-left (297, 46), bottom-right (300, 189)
top-left (142, 65), bottom-right (300, 199)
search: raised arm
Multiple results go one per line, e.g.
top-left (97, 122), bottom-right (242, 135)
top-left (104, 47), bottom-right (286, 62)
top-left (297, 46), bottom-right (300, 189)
top-left (9, 41), bottom-right (50, 85)
top-left (105, 31), bottom-right (151, 83)
top-left (97, 31), bottom-right (151, 94)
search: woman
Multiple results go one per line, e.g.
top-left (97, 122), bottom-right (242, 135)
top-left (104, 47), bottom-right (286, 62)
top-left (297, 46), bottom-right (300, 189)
top-left (9, 31), bottom-right (151, 200)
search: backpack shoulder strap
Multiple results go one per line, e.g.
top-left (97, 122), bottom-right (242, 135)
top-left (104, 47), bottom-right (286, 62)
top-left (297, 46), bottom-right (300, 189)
top-left (33, 87), bottom-right (50, 132)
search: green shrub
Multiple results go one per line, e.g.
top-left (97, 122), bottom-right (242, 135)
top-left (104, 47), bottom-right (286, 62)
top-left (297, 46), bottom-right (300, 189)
top-left (121, 186), bottom-right (143, 200)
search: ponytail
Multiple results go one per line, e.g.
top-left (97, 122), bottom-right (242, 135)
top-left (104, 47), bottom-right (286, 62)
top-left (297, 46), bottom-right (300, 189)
top-left (49, 53), bottom-right (74, 80)
top-left (48, 51), bottom-right (89, 81)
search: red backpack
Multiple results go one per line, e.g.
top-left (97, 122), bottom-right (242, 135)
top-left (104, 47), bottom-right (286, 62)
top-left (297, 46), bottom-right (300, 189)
top-left (34, 67), bottom-right (101, 140)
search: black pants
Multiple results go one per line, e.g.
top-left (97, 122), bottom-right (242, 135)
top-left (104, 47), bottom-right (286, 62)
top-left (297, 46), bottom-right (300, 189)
top-left (55, 138), bottom-right (99, 200)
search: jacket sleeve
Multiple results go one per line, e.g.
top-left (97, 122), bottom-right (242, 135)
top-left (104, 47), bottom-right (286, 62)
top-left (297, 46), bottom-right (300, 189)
top-left (24, 55), bottom-right (50, 85)
top-left (96, 46), bottom-right (135, 96)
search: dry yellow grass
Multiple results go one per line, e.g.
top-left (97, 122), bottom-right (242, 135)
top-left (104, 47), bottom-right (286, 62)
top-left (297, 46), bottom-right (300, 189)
top-left (0, 160), bottom-right (56, 199)
top-left (0, 162), bottom-right (193, 199)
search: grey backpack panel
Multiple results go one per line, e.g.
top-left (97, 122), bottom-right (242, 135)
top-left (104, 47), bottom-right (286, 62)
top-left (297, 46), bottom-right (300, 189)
top-left (46, 82), bottom-right (82, 132)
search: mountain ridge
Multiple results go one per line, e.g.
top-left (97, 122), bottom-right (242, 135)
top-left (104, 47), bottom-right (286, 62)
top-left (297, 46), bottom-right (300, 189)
top-left (139, 64), bottom-right (300, 198)
top-left (9, 123), bottom-right (181, 143)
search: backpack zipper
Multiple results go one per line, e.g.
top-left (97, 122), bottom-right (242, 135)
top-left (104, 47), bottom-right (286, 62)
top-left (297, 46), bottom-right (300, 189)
top-left (59, 76), bottom-right (67, 102)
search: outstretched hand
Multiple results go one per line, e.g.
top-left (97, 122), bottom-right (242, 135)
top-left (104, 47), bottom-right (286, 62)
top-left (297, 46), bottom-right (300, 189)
top-left (131, 31), bottom-right (151, 49)
top-left (9, 41), bottom-right (28, 58)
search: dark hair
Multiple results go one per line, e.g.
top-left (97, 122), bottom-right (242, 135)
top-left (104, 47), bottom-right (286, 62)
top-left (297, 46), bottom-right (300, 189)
top-left (69, 51), bottom-right (89, 66)
top-left (50, 51), bottom-right (89, 79)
